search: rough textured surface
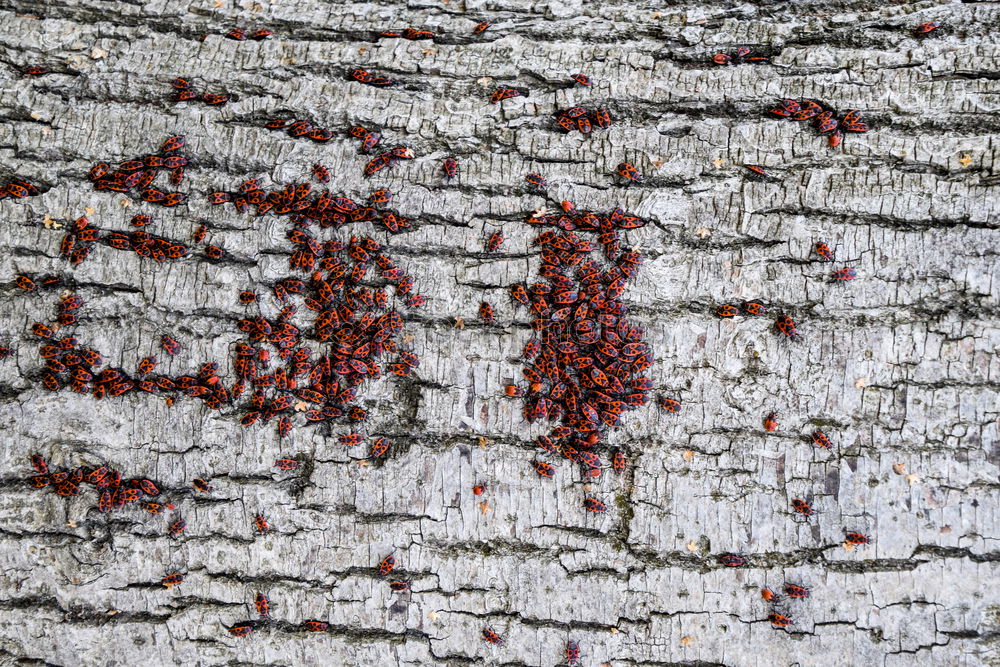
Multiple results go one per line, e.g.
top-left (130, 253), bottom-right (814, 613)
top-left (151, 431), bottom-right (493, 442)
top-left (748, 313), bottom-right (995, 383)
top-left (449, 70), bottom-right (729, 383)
top-left (1, 0), bottom-right (999, 665)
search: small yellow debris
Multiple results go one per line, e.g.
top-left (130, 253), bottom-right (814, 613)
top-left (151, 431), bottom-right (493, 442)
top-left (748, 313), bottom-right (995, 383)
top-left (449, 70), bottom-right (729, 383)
top-left (84, 206), bottom-right (95, 216)
top-left (294, 401), bottom-right (308, 412)
top-left (477, 502), bottom-right (492, 515)
top-left (532, 205), bottom-right (548, 217)
top-left (680, 636), bottom-right (694, 646)
top-left (958, 154), bottom-right (973, 168)
top-left (711, 158), bottom-right (725, 169)
top-left (119, 198), bottom-right (132, 208)
top-left (904, 473), bottom-right (920, 486)
top-left (66, 521), bottom-right (77, 528)
top-left (31, 111), bottom-right (43, 120)
top-left (478, 436), bottom-right (489, 448)
top-left (402, 334), bottom-right (414, 344)
top-left (682, 450), bottom-right (695, 462)
top-left (649, 156), bottom-right (666, 169)
top-left (477, 77), bottom-right (494, 86)
top-left (610, 627), bottom-right (619, 634)
top-left (428, 610), bottom-right (440, 621)
top-left (453, 317), bottom-right (465, 329)
top-left (106, 609), bottom-right (119, 615)
top-left (358, 460), bottom-right (369, 467)
top-left (843, 541), bottom-right (856, 551)
top-left (43, 216), bottom-right (61, 230)
top-left (421, 49), bottom-right (436, 56)
top-left (854, 377), bottom-right (871, 389)
top-left (694, 227), bottom-right (712, 239)
top-left (91, 47), bottom-right (108, 59)
top-left (686, 540), bottom-right (698, 552)
top-left (892, 463), bottom-right (906, 475)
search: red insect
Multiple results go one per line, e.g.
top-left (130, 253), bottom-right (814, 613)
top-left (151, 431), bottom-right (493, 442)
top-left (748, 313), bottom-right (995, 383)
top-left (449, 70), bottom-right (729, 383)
top-left (658, 397), bottom-right (681, 413)
top-left (377, 554), bottom-right (395, 576)
top-left (784, 584), bottom-right (810, 598)
top-left (228, 623), bottom-right (255, 638)
top-left (744, 164), bottom-right (767, 178)
top-left (312, 163), bottom-right (330, 183)
top-left (566, 641), bottom-right (581, 665)
top-left (161, 573), bottom-right (184, 588)
top-left (616, 162), bottom-right (643, 183)
top-left (915, 22), bottom-right (941, 35)
top-left (274, 458), bottom-right (299, 470)
top-left (831, 267), bottom-right (857, 281)
top-left (524, 172), bottom-right (547, 189)
top-left (205, 245), bottom-right (223, 260)
top-left (160, 135), bottom-right (185, 152)
top-left (482, 628), bottom-right (503, 645)
top-left (226, 622), bottom-right (254, 638)
top-left (828, 131), bottom-right (843, 148)
top-left (844, 532), bottom-right (870, 545)
top-left (712, 53), bottom-right (732, 65)
top-left (570, 73), bottom-right (591, 86)
top-left (583, 498), bottom-right (606, 513)
top-left (768, 613), bottom-right (792, 628)
top-left (718, 554), bottom-right (746, 567)
top-left (612, 450), bottom-right (626, 474)
top-left (763, 412), bottom-right (779, 432)
top-left (30, 454), bottom-right (49, 474)
top-left (813, 241), bottom-right (834, 261)
top-left (716, 304), bottom-right (739, 318)
top-left (254, 592), bottom-right (270, 616)
top-left (532, 460), bottom-right (554, 477)
top-left (367, 189), bottom-right (393, 204)
top-left (442, 157), bottom-right (459, 180)
top-left (472, 484), bottom-right (486, 496)
top-left (811, 431), bottom-right (831, 449)
top-left (200, 93), bottom-right (230, 106)
top-left (389, 581), bottom-right (410, 592)
top-left (760, 588), bottom-right (778, 602)
top-left (21, 65), bottom-right (50, 76)
top-left (774, 314), bottom-right (798, 340)
top-left (193, 478), bottom-right (212, 492)
top-left (226, 28), bottom-right (248, 40)
top-left (485, 231), bottom-right (504, 252)
top-left (302, 620), bottom-right (329, 632)
top-left (472, 21), bottom-right (491, 34)
top-left (254, 514), bottom-right (270, 533)
top-left (479, 301), bottom-right (495, 323)
top-left (161, 335), bottom-right (180, 355)
top-left (490, 88), bottom-right (522, 104)
top-left (168, 518), bottom-right (187, 537)
top-left (791, 498), bottom-right (814, 516)
top-left (15, 275), bottom-right (36, 291)
top-left (238, 291), bottom-right (258, 304)
top-left (370, 438), bottom-right (389, 458)
top-left (250, 29), bottom-right (273, 40)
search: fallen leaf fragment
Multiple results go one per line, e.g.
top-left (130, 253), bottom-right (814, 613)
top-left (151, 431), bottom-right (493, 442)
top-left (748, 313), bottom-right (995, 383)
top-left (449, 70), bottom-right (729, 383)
top-left (682, 450), bottom-right (695, 462)
top-left (686, 540), bottom-right (698, 552)
top-left (453, 317), bottom-right (465, 329)
top-left (680, 635), bottom-right (694, 646)
top-left (892, 463), bottom-right (906, 475)
top-left (694, 227), bottom-right (711, 239)
top-left (854, 377), bottom-right (871, 388)
top-left (477, 502), bottom-right (492, 515)
top-left (904, 473), bottom-right (920, 486)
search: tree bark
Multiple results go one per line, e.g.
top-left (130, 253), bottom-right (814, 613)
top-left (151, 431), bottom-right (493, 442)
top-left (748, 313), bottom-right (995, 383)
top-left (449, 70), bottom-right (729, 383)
top-left (1, 0), bottom-right (998, 665)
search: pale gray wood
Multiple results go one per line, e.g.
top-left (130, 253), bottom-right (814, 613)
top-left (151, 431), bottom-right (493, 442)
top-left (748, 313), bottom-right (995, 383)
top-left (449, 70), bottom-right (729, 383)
top-left (1, 0), bottom-right (998, 665)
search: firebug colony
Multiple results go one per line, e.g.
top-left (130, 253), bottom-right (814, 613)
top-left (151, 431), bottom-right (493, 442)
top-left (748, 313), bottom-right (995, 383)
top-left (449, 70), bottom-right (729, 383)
top-left (5, 9), bottom-right (918, 652)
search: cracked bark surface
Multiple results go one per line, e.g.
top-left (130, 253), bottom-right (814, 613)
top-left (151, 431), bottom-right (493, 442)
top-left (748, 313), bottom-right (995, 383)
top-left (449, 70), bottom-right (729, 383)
top-left (1, 0), bottom-right (999, 665)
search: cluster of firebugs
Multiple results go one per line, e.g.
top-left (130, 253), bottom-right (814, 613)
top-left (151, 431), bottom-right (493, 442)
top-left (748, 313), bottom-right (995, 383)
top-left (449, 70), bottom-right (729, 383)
top-left (5, 12), bottom-right (932, 652)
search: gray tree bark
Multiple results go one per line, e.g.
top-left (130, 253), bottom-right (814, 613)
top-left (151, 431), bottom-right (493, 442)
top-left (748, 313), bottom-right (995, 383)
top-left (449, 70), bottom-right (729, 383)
top-left (1, 0), bottom-right (998, 665)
